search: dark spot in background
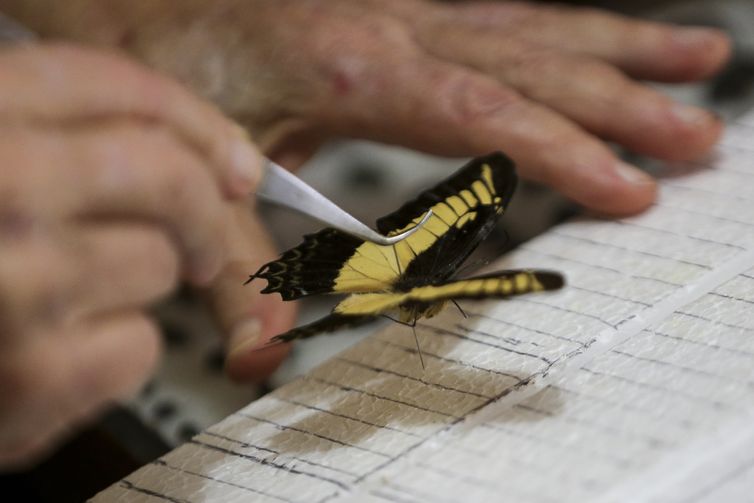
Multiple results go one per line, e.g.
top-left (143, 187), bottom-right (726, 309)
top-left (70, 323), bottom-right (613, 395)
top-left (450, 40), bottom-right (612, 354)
top-left (152, 401), bottom-right (178, 421)
top-left (204, 346), bottom-right (226, 373)
top-left (342, 161), bottom-right (388, 192)
top-left (160, 320), bottom-right (190, 348)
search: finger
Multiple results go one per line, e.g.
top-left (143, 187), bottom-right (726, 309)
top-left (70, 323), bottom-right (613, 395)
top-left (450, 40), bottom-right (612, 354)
top-left (65, 223), bottom-right (180, 322)
top-left (2, 125), bottom-right (232, 284)
top-left (0, 222), bottom-right (178, 333)
top-left (414, 23), bottom-right (722, 161)
top-left (0, 231), bottom-right (74, 338)
top-left (444, 2), bottom-right (731, 82)
top-left (323, 51), bottom-right (655, 214)
top-left (0, 311), bottom-right (161, 469)
top-left (0, 43), bottom-right (262, 197)
top-left (204, 204), bottom-right (296, 382)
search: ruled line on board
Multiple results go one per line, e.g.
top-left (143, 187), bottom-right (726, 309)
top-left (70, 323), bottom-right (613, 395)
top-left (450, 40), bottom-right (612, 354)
top-left (304, 375), bottom-right (460, 420)
top-left (372, 336), bottom-right (525, 382)
top-left (579, 366), bottom-right (737, 412)
top-left (149, 459), bottom-right (299, 503)
top-left (464, 310), bottom-right (591, 346)
top-left (233, 412), bottom-right (393, 459)
top-left (200, 430), bottom-right (361, 478)
top-left (272, 395), bottom-right (426, 440)
top-left (190, 440), bottom-right (351, 491)
top-left (335, 356), bottom-right (493, 400)
top-left (518, 246), bottom-right (684, 287)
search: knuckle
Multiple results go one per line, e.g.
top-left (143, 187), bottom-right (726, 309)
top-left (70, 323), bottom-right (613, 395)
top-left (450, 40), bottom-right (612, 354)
top-left (506, 50), bottom-right (567, 100)
top-left (577, 58), bottom-right (628, 89)
top-left (311, 15), bottom-right (415, 99)
top-left (122, 64), bottom-right (179, 121)
top-left (439, 71), bottom-right (523, 127)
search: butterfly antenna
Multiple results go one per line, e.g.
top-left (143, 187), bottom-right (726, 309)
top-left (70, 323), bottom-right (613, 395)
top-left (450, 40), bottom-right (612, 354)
top-left (411, 316), bottom-right (426, 371)
top-left (451, 299), bottom-right (468, 319)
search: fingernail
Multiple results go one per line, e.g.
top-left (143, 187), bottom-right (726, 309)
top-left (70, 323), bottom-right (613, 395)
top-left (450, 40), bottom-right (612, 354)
top-left (227, 318), bottom-right (262, 359)
top-left (672, 103), bottom-right (715, 128)
top-left (229, 125), bottom-right (263, 195)
top-left (615, 161), bottom-right (654, 185)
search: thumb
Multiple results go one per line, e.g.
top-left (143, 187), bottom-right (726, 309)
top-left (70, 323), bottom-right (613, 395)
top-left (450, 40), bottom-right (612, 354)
top-left (205, 203), bottom-right (296, 382)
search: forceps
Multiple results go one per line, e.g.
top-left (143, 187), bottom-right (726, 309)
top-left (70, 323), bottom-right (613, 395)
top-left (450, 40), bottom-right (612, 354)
top-left (256, 160), bottom-right (431, 246)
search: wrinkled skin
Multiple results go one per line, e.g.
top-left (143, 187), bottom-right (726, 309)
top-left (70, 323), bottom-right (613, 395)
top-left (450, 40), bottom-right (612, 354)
top-left (117, 0), bottom-right (729, 208)
top-left (0, 0), bottom-right (730, 467)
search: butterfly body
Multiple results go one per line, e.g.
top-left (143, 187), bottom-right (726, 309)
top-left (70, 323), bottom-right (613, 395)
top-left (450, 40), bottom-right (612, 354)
top-left (248, 152), bottom-right (564, 343)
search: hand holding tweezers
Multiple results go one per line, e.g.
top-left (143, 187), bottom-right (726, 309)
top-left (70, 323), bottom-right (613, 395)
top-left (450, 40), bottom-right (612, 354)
top-left (0, 20), bottom-right (429, 246)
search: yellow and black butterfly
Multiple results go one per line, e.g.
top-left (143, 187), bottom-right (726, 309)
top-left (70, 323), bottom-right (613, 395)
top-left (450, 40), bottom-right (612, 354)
top-left (247, 152), bottom-right (564, 344)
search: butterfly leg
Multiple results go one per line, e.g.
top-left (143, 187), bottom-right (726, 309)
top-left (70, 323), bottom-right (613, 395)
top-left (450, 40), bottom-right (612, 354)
top-left (410, 314), bottom-right (426, 371)
top-left (451, 299), bottom-right (468, 319)
top-left (380, 312), bottom-right (426, 370)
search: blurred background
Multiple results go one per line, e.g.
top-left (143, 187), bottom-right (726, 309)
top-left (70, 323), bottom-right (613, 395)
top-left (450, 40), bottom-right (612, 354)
top-left (3, 0), bottom-right (754, 500)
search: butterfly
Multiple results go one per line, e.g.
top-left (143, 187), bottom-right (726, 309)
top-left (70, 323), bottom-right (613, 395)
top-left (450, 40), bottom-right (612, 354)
top-left (246, 152), bottom-right (564, 346)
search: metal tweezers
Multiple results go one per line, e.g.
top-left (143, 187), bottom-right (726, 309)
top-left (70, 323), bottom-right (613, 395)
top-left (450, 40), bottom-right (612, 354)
top-left (257, 160), bottom-right (431, 245)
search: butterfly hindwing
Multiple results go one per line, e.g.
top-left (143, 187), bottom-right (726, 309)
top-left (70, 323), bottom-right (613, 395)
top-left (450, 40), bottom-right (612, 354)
top-left (270, 313), bottom-right (376, 343)
top-left (331, 269), bottom-right (564, 318)
top-left (268, 269), bottom-right (563, 343)
top-left (249, 152), bottom-right (517, 301)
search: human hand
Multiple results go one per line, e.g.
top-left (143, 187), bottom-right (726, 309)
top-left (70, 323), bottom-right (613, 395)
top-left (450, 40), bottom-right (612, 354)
top-left (0, 43), bottom-right (288, 468)
top-left (124, 0), bottom-right (729, 214)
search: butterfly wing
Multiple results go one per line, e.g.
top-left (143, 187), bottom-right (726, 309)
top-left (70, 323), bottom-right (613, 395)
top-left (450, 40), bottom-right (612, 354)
top-left (249, 152), bottom-right (517, 300)
top-left (332, 269), bottom-right (565, 317)
top-left (269, 269), bottom-right (564, 343)
top-left (270, 313), bottom-right (376, 343)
